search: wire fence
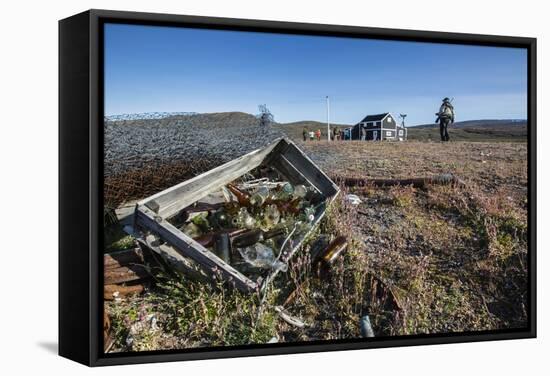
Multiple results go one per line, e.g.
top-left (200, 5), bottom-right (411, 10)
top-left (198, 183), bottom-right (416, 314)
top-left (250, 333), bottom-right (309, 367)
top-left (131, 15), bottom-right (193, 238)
top-left (104, 156), bottom-right (225, 209)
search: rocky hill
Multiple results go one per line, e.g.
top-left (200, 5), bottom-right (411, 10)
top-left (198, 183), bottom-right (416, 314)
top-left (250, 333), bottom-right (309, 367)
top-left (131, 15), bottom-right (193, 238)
top-left (104, 112), bottom-right (527, 176)
top-left (104, 112), bottom-right (285, 177)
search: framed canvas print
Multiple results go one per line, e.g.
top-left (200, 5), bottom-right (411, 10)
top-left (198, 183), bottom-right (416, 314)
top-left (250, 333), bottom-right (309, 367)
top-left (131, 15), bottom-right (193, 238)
top-left (59, 9), bottom-right (536, 366)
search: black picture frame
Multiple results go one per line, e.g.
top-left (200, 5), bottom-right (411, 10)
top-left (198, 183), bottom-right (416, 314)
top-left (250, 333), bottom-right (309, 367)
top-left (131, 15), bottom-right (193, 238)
top-left (59, 9), bottom-right (537, 366)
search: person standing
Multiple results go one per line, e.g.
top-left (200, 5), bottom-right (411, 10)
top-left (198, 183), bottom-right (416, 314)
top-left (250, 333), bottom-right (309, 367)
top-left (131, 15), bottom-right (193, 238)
top-left (303, 127), bottom-right (308, 141)
top-left (435, 97), bottom-right (455, 142)
top-left (360, 126), bottom-right (366, 141)
top-left (316, 129), bottom-right (321, 141)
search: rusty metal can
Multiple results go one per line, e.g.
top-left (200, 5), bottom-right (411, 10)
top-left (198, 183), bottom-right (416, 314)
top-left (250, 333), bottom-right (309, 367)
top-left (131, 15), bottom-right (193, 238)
top-left (320, 236), bottom-right (348, 265)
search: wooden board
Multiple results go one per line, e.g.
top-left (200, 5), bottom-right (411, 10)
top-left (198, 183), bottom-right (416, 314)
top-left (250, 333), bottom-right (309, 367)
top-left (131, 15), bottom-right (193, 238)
top-left (136, 206), bottom-right (258, 292)
top-left (115, 201), bottom-right (139, 228)
top-left (104, 284), bottom-right (144, 300)
top-left (278, 141), bottom-right (339, 197)
top-left (139, 139), bottom-right (281, 218)
top-left (104, 248), bottom-right (144, 270)
top-left (134, 138), bottom-right (339, 294)
top-left (104, 265), bottom-right (149, 285)
top-left (139, 234), bottom-right (210, 283)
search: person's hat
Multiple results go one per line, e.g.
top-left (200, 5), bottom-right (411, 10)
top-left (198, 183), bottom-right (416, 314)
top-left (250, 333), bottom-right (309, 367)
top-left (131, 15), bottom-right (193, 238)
top-left (442, 97), bottom-right (450, 102)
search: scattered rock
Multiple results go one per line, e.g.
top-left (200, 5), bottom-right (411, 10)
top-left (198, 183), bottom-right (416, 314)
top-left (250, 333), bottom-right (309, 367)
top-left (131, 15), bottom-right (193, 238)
top-left (345, 194), bottom-right (363, 205)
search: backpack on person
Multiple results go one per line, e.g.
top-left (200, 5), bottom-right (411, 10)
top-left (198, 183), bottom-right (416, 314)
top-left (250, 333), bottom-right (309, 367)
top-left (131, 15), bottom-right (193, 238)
top-left (436, 98), bottom-right (455, 123)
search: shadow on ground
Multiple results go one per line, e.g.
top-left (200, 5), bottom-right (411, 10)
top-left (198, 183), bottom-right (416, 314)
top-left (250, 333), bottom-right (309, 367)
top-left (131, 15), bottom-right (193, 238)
top-left (37, 342), bottom-right (58, 354)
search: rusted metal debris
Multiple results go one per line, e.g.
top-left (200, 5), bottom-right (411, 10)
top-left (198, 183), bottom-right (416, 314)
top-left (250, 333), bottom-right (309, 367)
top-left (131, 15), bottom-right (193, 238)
top-left (278, 241), bottom-right (402, 338)
top-left (367, 273), bottom-right (402, 312)
top-left (104, 284), bottom-right (145, 301)
top-left (331, 173), bottom-right (465, 189)
top-left (310, 236), bottom-right (349, 278)
top-left (318, 236), bottom-right (348, 266)
top-left (104, 265), bottom-right (149, 285)
top-left (104, 248), bottom-right (145, 269)
top-left (103, 248), bottom-right (150, 299)
top-left (282, 236), bottom-right (349, 309)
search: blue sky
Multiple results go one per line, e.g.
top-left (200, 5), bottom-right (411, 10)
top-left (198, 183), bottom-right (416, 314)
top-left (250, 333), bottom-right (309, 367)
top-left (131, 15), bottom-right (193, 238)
top-left (104, 23), bottom-right (527, 125)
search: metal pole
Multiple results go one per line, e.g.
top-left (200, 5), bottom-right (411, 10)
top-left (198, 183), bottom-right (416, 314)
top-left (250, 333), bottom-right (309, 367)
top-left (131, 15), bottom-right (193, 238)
top-left (327, 96), bottom-right (331, 141)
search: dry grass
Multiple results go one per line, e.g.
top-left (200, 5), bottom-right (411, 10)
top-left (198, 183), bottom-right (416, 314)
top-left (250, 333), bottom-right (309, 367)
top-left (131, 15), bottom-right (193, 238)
top-left (105, 140), bottom-right (528, 351)
top-left (104, 157), bottom-right (225, 209)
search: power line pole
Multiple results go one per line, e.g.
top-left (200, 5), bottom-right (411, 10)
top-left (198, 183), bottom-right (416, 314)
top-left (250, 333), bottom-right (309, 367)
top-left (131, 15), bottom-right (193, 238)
top-left (399, 114), bottom-right (407, 127)
top-left (326, 96), bottom-right (331, 141)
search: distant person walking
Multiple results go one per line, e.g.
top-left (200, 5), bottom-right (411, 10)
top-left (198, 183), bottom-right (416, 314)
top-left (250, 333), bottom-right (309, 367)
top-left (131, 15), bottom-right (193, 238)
top-left (333, 127), bottom-right (339, 141)
top-left (360, 126), bottom-right (366, 141)
top-left (436, 97), bottom-right (455, 142)
top-left (303, 127), bottom-right (308, 141)
top-left (315, 129), bottom-right (321, 141)
top-left (309, 131), bottom-right (315, 141)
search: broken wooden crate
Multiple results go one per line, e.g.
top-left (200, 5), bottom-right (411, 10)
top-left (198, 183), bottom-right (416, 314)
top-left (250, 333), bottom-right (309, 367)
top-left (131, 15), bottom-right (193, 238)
top-left (131, 138), bottom-right (339, 292)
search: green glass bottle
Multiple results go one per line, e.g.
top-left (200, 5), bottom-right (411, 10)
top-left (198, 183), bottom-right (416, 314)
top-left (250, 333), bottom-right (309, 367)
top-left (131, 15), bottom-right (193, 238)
top-left (293, 184), bottom-right (308, 198)
top-left (212, 208), bottom-right (231, 229)
top-left (303, 205), bottom-right (316, 223)
top-left (182, 222), bottom-right (202, 238)
top-left (263, 204), bottom-right (281, 227)
top-left (213, 233), bottom-right (232, 264)
top-left (249, 186), bottom-right (270, 207)
top-left (191, 212), bottom-right (211, 232)
top-left (235, 207), bottom-right (257, 229)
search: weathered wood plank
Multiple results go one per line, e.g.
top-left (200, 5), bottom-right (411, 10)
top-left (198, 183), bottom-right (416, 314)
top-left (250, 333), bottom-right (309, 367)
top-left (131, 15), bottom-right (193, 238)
top-left (136, 206), bottom-right (258, 292)
top-left (269, 154), bottom-right (313, 188)
top-left (281, 141), bottom-right (339, 197)
top-left (104, 248), bottom-right (144, 270)
top-left (115, 201), bottom-right (139, 227)
top-left (139, 234), bottom-right (210, 283)
top-left (104, 265), bottom-right (149, 285)
top-left (139, 139), bottom-right (281, 218)
top-left (331, 173), bottom-right (465, 188)
top-left (133, 137), bottom-right (340, 294)
top-left (104, 284), bottom-right (144, 300)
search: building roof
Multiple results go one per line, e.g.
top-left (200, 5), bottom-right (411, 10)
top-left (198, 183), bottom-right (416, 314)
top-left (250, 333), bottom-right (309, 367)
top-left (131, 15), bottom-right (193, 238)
top-left (359, 113), bottom-right (390, 123)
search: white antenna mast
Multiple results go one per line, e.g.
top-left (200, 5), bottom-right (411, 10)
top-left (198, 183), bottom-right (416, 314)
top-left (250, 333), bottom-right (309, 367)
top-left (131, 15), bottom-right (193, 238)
top-left (326, 96), bottom-right (331, 141)
top-left (399, 113), bottom-right (407, 128)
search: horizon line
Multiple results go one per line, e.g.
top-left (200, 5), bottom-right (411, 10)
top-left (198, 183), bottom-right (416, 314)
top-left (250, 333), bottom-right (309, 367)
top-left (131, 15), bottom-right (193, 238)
top-left (104, 110), bottom-right (527, 127)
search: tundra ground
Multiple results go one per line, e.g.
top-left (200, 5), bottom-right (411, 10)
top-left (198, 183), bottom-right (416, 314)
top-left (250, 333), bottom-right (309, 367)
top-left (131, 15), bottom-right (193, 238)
top-left (105, 140), bottom-right (528, 352)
